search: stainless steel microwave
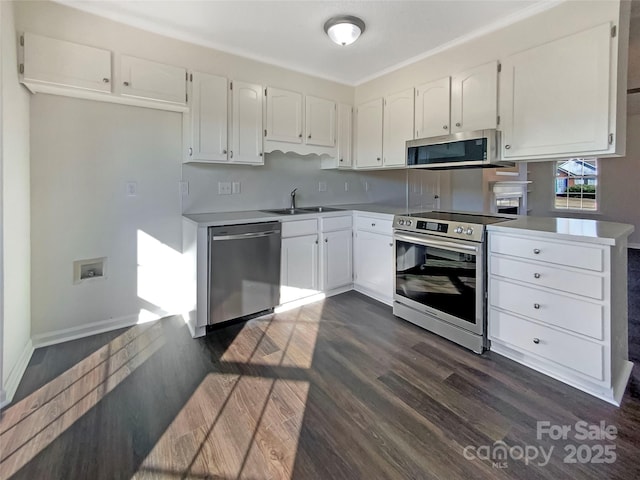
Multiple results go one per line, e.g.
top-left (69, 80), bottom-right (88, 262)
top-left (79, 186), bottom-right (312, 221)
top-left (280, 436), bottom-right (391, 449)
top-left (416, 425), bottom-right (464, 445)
top-left (406, 129), bottom-right (513, 170)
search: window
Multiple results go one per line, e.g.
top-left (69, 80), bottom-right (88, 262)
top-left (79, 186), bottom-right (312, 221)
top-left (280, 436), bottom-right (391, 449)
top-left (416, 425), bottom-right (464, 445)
top-left (554, 158), bottom-right (598, 211)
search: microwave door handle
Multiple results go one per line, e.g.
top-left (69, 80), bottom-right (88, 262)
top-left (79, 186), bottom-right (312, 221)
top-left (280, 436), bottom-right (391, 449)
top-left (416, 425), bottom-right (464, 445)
top-left (394, 233), bottom-right (479, 254)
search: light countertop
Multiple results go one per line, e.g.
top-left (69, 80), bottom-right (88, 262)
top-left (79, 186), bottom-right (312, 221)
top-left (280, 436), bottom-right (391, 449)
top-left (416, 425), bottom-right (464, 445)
top-left (183, 203), bottom-right (417, 227)
top-left (487, 216), bottom-right (634, 246)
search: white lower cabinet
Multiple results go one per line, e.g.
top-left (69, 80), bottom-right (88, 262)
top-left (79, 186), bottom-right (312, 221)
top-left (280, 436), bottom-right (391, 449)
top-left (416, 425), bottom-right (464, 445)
top-left (321, 216), bottom-right (353, 291)
top-left (487, 231), bottom-right (632, 405)
top-left (281, 234), bottom-right (319, 304)
top-left (354, 213), bottom-right (394, 305)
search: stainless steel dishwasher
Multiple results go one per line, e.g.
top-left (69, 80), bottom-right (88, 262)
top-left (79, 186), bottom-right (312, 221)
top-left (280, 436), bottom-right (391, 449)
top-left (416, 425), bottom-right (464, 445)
top-left (208, 222), bottom-right (281, 325)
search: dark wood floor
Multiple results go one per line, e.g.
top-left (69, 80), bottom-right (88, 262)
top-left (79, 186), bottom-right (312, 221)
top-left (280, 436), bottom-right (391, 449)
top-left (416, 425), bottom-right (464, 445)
top-left (2, 290), bottom-right (640, 479)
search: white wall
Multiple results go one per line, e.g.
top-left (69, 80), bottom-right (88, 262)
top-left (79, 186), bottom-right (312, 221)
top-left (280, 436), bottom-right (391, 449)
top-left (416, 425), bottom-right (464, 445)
top-left (1, 0), bottom-right (32, 405)
top-left (528, 114), bottom-right (640, 246)
top-left (30, 94), bottom-right (183, 340)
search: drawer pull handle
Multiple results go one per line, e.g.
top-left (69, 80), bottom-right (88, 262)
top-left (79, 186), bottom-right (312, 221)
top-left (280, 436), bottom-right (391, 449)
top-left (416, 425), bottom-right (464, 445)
top-left (371, 223), bottom-right (376, 227)
top-left (533, 338), bottom-right (540, 344)
top-left (533, 248), bottom-right (541, 254)
top-left (534, 303), bottom-right (540, 309)
top-left (534, 273), bottom-right (541, 279)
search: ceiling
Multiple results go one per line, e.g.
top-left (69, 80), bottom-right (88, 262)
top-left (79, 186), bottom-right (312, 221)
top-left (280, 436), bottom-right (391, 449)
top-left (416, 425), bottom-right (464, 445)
top-left (55, 0), bottom-right (557, 86)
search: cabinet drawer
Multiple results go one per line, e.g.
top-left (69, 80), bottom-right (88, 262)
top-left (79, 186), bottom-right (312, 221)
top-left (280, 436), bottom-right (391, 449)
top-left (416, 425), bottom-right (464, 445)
top-left (490, 256), bottom-right (604, 300)
top-left (322, 215), bottom-right (352, 232)
top-left (490, 309), bottom-right (604, 381)
top-left (490, 234), bottom-right (604, 272)
top-left (490, 278), bottom-right (603, 339)
top-left (355, 214), bottom-right (393, 234)
top-left (281, 219), bottom-right (318, 238)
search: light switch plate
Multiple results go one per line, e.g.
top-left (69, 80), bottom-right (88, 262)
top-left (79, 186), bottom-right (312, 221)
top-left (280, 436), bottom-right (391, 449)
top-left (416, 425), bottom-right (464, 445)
top-left (318, 181), bottom-right (327, 192)
top-left (126, 181), bottom-right (137, 197)
top-left (232, 182), bottom-right (241, 194)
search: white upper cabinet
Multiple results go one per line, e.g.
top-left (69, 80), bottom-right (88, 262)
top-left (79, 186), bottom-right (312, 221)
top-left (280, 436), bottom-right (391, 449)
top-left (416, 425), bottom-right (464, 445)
top-left (500, 23), bottom-right (613, 160)
top-left (266, 87), bottom-right (303, 143)
top-left (451, 61), bottom-right (498, 133)
top-left (230, 81), bottom-right (264, 165)
top-left (21, 32), bottom-right (112, 93)
top-left (305, 96), bottom-right (336, 147)
top-left (189, 72), bottom-right (228, 162)
top-left (337, 103), bottom-right (353, 168)
top-left (383, 88), bottom-right (414, 167)
top-left (355, 98), bottom-right (384, 168)
top-left (415, 77), bottom-right (450, 138)
top-left (120, 55), bottom-right (187, 104)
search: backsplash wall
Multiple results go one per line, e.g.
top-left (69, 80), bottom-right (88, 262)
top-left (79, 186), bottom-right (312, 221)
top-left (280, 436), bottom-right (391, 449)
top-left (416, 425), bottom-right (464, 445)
top-left (181, 153), bottom-right (410, 213)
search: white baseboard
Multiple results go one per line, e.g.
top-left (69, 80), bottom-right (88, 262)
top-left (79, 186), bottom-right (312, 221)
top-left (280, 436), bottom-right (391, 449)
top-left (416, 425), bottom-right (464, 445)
top-left (1, 338), bottom-right (34, 408)
top-left (31, 313), bottom-right (142, 348)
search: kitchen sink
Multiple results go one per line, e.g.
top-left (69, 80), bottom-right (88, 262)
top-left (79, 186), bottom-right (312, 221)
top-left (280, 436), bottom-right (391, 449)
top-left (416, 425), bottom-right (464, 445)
top-left (261, 208), bottom-right (310, 215)
top-left (298, 206), bottom-right (344, 212)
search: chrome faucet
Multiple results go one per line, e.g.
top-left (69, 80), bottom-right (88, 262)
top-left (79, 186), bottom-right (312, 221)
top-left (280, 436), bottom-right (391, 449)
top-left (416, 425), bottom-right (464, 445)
top-left (290, 188), bottom-right (298, 209)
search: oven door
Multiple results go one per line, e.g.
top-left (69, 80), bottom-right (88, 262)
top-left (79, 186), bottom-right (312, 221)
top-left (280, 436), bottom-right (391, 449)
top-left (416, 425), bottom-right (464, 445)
top-left (394, 232), bottom-right (484, 335)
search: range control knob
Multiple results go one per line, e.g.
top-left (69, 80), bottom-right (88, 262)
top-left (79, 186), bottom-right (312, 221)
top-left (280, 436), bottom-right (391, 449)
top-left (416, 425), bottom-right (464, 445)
top-left (454, 226), bottom-right (464, 234)
top-left (466, 228), bottom-right (474, 235)
top-left (398, 219), bottom-right (405, 225)
top-left (406, 220), bottom-right (412, 226)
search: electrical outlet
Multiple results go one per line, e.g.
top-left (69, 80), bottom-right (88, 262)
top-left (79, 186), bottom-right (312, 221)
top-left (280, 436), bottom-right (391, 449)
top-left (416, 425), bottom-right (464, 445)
top-left (318, 181), bottom-right (327, 192)
top-left (126, 181), bottom-right (137, 197)
top-left (344, 182), bottom-right (349, 192)
top-left (232, 182), bottom-right (241, 194)
top-left (179, 181), bottom-right (189, 196)
top-left (218, 182), bottom-right (232, 195)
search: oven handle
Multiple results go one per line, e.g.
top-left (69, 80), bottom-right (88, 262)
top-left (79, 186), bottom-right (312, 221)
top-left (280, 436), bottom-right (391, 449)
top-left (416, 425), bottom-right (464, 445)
top-left (394, 232), bottom-right (480, 254)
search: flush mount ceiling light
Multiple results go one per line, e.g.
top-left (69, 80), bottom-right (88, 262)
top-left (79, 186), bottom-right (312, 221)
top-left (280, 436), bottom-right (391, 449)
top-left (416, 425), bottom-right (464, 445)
top-left (323, 15), bottom-right (366, 46)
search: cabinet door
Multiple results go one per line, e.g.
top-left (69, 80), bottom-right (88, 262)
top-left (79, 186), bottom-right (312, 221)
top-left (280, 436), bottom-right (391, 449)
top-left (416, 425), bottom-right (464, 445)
top-left (22, 32), bottom-right (112, 93)
top-left (190, 72), bottom-right (228, 162)
top-left (451, 61), bottom-right (498, 133)
top-left (281, 235), bottom-right (319, 303)
top-left (500, 23), bottom-right (611, 159)
top-left (266, 87), bottom-right (303, 143)
top-left (383, 88), bottom-right (414, 167)
top-left (354, 230), bottom-right (393, 300)
top-left (355, 98), bottom-right (383, 168)
top-left (231, 81), bottom-right (264, 165)
top-left (323, 229), bottom-right (353, 291)
top-left (415, 77), bottom-right (450, 138)
top-left (306, 96), bottom-right (336, 147)
top-left (337, 104), bottom-right (353, 168)
top-left (121, 55), bottom-right (186, 104)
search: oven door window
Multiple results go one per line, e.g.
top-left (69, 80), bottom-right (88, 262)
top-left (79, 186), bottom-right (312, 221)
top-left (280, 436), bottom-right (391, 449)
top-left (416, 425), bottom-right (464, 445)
top-left (396, 239), bottom-right (477, 324)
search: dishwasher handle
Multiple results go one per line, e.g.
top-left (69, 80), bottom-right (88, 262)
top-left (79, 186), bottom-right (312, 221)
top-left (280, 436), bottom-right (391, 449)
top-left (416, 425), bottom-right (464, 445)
top-left (211, 230), bottom-right (280, 241)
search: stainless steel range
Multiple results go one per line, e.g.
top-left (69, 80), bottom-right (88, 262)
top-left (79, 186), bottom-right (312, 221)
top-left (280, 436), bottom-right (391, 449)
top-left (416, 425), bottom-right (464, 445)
top-left (392, 211), bottom-right (511, 354)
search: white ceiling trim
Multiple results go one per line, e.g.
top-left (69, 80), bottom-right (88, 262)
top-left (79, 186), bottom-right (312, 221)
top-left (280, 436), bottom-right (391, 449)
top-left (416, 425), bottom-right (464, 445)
top-left (354, 0), bottom-right (566, 86)
top-left (56, 0), bottom-right (566, 87)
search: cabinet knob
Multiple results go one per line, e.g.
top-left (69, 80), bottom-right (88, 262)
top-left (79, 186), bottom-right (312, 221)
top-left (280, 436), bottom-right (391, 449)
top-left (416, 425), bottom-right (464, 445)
top-left (534, 273), bottom-right (541, 279)
top-left (534, 303), bottom-right (540, 309)
top-left (443, 125), bottom-right (448, 130)
top-left (455, 122), bottom-right (461, 127)
top-left (222, 149), bottom-right (227, 154)
top-left (371, 223), bottom-right (376, 227)
top-left (123, 81), bottom-right (130, 86)
top-left (505, 144), bottom-right (511, 149)
top-left (102, 78), bottom-right (110, 83)
top-left (533, 248), bottom-right (541, 254)
top-left (376, 157), bottom-right (381, 162)
top-left (340, 158), bottom-right (343, 162)
top-left (389, 243), bottom-right (393, 247)
top-left (533, 338), bottom-right (540, 344)
top-left (325, 238), bottom-right (328, 243)
top-left (259, 152), bottom-right (263, 157)
top-left (230, 151), bottom-right (233, 159)
top-left (308, 134), bottom-right (312, 139)
top-left (315, 239), bottom-right (318, 244)
top-left (299, 133), bottom-right (303, 138)
top-left (188, 147), bottom-right (193, 156)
